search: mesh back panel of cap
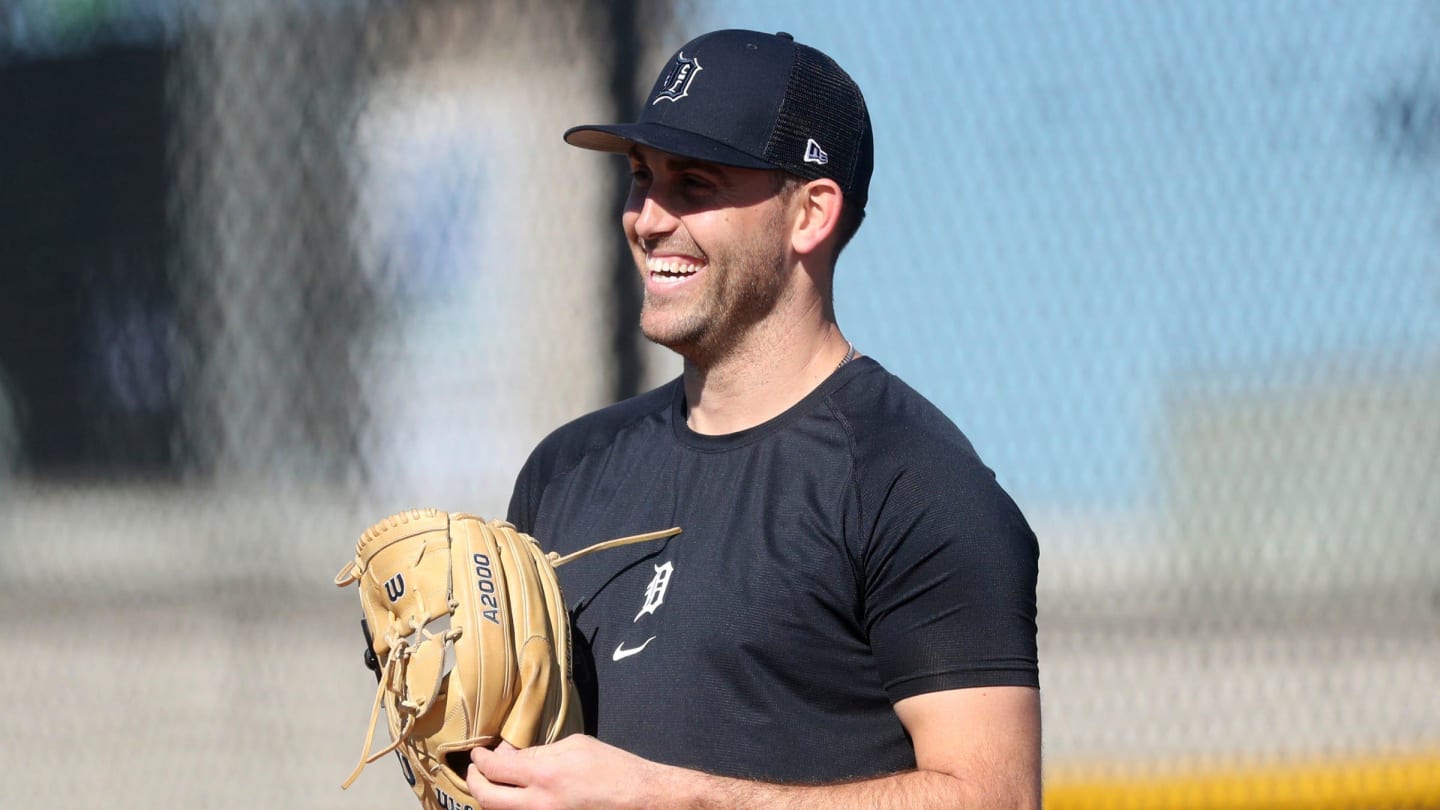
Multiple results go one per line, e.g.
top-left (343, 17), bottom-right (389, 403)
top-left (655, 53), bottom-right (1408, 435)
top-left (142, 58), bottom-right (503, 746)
top-left (764, 46), bottom-right (866, 200)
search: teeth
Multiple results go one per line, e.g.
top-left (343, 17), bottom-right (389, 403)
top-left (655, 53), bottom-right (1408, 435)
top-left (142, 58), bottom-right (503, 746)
top-left (646, 257), bottom-right (701, 278)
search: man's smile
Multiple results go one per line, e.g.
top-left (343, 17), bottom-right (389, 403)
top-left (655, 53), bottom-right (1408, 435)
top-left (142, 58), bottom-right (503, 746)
top-left (644, 255), bottom-right (705, 287)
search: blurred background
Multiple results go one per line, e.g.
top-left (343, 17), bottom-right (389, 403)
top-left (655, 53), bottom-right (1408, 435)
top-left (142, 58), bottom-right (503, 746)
top-left (1, 0), bottom-right (1437, 807)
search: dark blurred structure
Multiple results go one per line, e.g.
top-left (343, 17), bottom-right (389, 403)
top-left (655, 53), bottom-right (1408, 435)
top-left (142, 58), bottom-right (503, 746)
top-left (0, 0), bottom-right (673, 483)
top-left (0, 43), bottom-right (176, 478)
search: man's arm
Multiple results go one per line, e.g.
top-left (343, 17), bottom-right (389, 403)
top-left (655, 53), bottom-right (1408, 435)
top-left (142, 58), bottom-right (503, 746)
top-left (467, 685), bottom-right (1041, 810)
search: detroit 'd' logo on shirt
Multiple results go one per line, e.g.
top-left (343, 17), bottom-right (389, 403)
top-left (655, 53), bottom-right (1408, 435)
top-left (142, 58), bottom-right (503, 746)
top-left (612, 560), bottom-right (675, 662)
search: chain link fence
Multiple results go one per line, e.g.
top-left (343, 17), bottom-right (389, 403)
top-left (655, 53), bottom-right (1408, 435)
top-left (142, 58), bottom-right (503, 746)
top-left (0, 1), bottom-right (1437, 807)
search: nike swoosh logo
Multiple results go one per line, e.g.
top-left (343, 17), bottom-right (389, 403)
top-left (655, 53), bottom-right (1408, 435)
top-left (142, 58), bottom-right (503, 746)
top-left (612, 636), bottom-right (656, 661)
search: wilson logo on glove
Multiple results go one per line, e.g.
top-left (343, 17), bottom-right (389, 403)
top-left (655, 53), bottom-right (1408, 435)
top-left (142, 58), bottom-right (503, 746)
top-left (383, 573), bottom-right (405, 602)
top-left (334, 509), bottom-right (681, 810)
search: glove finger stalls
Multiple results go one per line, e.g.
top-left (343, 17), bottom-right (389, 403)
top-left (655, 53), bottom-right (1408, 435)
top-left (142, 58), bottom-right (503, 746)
top-left (500, 634), bottom-right (557, 747)
top-left (451, 514), bottom-right (515, 746)
top-left (521, 534), bottom-right (576, 742)
top-left (491, 524), bottom-right (564, 748)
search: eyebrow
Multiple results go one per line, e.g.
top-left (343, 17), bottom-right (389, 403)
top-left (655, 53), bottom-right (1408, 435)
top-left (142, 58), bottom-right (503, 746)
top-left (627, 147), bottom-right (723, 175)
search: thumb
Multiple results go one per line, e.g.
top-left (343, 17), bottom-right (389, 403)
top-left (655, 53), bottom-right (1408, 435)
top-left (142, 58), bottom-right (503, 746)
top-left (470, 744), bottom-right (528, 788)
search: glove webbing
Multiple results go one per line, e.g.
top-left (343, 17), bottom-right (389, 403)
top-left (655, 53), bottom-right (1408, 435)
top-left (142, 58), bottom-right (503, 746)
top-left (343, 588), bottom-right (459, 789)
top-left (341, 525), bottom-right (682, 789)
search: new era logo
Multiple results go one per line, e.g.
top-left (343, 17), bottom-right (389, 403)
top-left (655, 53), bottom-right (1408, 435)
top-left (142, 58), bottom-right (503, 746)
top-left (803, 138), bottom-right (829, 165)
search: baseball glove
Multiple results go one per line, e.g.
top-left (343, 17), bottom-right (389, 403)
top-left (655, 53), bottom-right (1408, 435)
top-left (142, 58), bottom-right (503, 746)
top-left (334, 508), bottom-right (680, 810)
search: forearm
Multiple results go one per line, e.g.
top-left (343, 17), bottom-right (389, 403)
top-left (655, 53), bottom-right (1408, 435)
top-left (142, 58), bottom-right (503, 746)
top-left (467, 689), bottom-right (1042, 810)
top-left (660, 764), bottom-right (1035, 810)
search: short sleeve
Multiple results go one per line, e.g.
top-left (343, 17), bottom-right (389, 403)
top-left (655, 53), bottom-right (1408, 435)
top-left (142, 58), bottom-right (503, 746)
top-left (858, 444), bottom-right (1039, 701)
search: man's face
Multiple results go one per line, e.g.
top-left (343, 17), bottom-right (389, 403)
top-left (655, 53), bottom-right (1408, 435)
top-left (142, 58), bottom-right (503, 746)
top-left (623, 145), bottom-right (795, 359)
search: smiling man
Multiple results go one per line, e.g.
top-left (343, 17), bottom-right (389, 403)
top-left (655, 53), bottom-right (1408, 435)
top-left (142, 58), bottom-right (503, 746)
top-left (472, 29), bottom-right (1041, 809)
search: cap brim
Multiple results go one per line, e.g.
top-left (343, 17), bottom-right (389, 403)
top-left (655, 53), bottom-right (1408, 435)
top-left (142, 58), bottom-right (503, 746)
top-left (564, 122), bottom-right (776, 171)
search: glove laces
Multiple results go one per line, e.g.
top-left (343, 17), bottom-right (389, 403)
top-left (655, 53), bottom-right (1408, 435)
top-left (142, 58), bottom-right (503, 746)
top-left (546, 526), bottom-right (682, 567)
top-left (341, 591), bottom-right (460, 790)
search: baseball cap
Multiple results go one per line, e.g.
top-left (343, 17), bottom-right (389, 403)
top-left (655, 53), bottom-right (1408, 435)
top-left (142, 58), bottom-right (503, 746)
top-left (564, 29), bottom-right (874, 210)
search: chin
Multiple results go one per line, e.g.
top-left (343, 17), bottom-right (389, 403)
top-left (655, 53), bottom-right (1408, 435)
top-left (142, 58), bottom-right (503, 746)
top-left (640, 326), bottom-right (688, 351)
top-left (640, 320), bottom-right (705, 355)
top-left (640, 305), bottom-right (701, 349)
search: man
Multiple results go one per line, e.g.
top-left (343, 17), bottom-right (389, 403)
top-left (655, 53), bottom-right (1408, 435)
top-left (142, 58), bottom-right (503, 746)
top-left (469, 29), bottom-right (1040, 809)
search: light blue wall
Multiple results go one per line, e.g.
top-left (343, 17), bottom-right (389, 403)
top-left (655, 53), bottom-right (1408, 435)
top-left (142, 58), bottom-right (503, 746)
top-left (685, 1), bottom-right (1440, 509)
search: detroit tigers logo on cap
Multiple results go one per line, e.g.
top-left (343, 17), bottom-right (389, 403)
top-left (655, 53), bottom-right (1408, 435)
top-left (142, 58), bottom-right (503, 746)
top-left (651, 51), bottom-right (702, 104)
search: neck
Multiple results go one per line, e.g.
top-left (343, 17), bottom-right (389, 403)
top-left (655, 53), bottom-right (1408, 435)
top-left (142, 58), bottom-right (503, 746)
top-left (682, 319), bottom-right (855, 435)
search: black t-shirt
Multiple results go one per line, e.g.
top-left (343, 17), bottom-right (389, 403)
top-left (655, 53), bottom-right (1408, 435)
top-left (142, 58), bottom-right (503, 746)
top-left (507, 357), bottom-right (1038, 783)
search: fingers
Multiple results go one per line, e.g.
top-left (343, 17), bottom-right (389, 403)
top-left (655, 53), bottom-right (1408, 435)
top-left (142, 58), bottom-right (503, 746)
top-left (467, 736), bottom-right (596, 809)
top-left (470, 744), bottom-right (524, 785)
top-left (468, 746), bottom-right (526, 808)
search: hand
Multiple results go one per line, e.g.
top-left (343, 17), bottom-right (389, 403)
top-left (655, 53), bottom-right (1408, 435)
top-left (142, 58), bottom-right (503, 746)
top-left (467, 735), bottom-right (675, 810)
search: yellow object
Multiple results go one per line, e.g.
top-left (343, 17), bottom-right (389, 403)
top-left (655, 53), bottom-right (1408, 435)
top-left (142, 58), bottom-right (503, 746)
top-left (1046, 752), bottom-right (1440, 810)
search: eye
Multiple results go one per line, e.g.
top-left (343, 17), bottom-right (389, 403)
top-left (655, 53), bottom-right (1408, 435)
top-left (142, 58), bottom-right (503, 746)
top-left (629, 165), bottom-right (652, 186)
top-left (680, 173), bottom-right (715, 193)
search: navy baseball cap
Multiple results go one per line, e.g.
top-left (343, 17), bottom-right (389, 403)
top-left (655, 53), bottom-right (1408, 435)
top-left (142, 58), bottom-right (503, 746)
top-left (565, 29), bottom-right (874, 210)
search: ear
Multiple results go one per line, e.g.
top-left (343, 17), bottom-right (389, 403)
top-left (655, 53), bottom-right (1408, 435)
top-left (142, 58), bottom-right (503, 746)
top-left (789, 178), bottom-right (844, 259)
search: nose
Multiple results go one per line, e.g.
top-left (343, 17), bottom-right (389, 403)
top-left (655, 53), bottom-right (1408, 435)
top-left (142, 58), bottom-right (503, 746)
top-left (629, 191), bottom-right (680, 243)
